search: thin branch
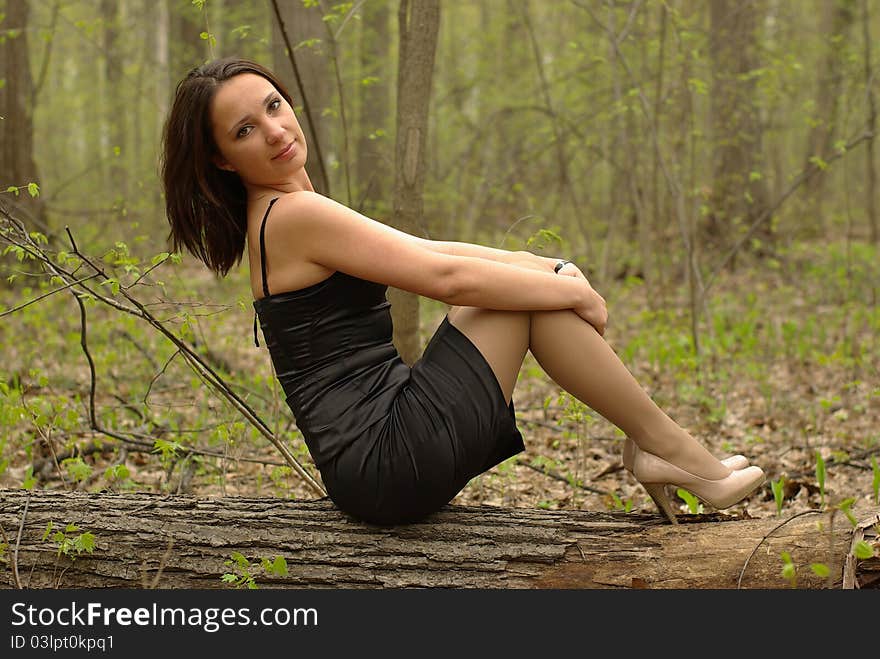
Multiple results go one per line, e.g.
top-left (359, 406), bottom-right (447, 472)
top-left (0, 273), bottom-right (99, 317)
top-left (736, 509), bottom-right (825, 589)
top-left (12, 493), bottom-right (31, 590)
top-left (2, 207), bottom-right (326, 497)
top-left (144, 348), bottom-right (181, 405)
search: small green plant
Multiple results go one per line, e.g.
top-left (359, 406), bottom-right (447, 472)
top-left (770, 476), bottom-right (785, 516)
top-left (675, 488), bottom-right (702, 514)
top-left (42, 522), bottom-right (96, 559)
top-left (62, 456), bottom-right (93, 484)
top-left (815, 450), bottom-right (826, 508)
top-left (781, 551), bottom-right (797, 587)
top-left (21, 466), bottom-right (37, 490)
top-left (104, 463), bottom-right (135, 491)
top-left (609, 492), bottom-right (633, 513)
top-left (221, 552), bottom-right (289, 589)
top-left (836, 498), bottom-right (858, 527)
top-left (853, 540), bottom-right (875, 560)
top-left (810, 562), bottom-right (830, 579)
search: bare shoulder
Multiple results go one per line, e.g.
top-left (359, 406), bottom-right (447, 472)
top-left (258, 190), bottom-right (452, 301)
top-left (269, 190), bottom-right (347, 229)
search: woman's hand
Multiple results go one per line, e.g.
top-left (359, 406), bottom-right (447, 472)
top-left (558, 262), bottom-right (608, 335)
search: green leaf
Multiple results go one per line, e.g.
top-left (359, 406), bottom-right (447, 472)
top-left (854, 541), bottom-right (874, 560)
top-left (75, 532), bottom-right (96, 554)
top-left (675, 488), bottom-right (700, 514)
top-left (27, 182), bottom-right (39, 197)
top-left (271, 555), bottom-right (288, 576)
top-left (810, 563), bottom-right (829, 578)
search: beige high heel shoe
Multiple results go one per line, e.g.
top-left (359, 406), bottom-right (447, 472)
top-left (623, 437), bottom-right (749, 471)
top-left (622, 437), bottom-right (765, 524)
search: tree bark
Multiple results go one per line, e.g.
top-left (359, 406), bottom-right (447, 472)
top-left (389, 0), bottom-right (440, 365)
top-left (863, 0), bottom-right (877, 245)
top-left (101, 0), bottom-right (126, 201)
top-left (271, 0), bottom-right (332, 197)
top-left (0, 0), bottom-right (46, 232)
top-left (356, 0), bottom-right (391, 218)
top-left (708, 0), bottom-right (771, 254)
top-left (1, 490), bottom-right (875, 590)
top-left (802, 0), bottom-right (855, 230)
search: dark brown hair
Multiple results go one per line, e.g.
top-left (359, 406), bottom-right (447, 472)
top-left (160, 57), bottom-right (294, 276)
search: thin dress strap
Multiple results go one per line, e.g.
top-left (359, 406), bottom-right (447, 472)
top-left (259, 197), bottom-right (280, 297)
top-left (253, 197), bottom-right (280, 348)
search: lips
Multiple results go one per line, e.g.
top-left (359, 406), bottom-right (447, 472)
top-left (273, 140), bottom-right (296, 160)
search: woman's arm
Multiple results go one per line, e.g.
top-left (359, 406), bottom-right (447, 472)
top-left (426, 241), bottom-right (558, 273)
top-left (268, 192), bottom-right (607, 332)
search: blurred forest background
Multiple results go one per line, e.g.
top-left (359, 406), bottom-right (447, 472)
top-left (1, 0), bottom-right (878, 527)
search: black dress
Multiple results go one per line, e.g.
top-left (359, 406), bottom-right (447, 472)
top-left (253, 197), bottom-right (525, 525)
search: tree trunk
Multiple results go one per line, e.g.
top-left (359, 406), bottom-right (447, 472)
top-left (356, 0), bottom-right (391, 218)
top-left (389, 0), bottom-right (440, 365)
top-left (802, 0), bottom-right (855, 232)
top-left (169, 2), bottom-right (206, 91)
top-left (708, 0), bottom-right (771, 255)
top-left (0, 0), bottom-right (46, 232)
top-left (863, 0), bottom-right (877, 245)
top-left (1, 490), bottom-right (876, 589)
top-left (102, 0), bottom-right (126, 202)
top-left (271, 0), bottom-right (332, 197)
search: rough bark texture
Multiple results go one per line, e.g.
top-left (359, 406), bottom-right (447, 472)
top-left (356, 0), bottom-right (391, 218)
top-left (272, 0), bottom-right (332, 197)
top-left (1, 490), bottom-right (875, 590)
top-left (708, 0), bottom-right (771, 250)
top-left (389, 0), bottom-right (440, 365)
top-left (0, 0), bottom-right (46, 231)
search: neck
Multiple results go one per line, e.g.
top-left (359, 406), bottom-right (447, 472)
top-left (246, 170), bottom-right (315, 201)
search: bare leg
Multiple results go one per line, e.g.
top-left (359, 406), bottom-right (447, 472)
top-left (447, 306), bottom-right (730, 480)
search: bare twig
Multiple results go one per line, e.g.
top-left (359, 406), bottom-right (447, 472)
top-left (12, 493), bottom-right (31, 590)
top-left (2, 205), bottom-right (326, 496)
top-left (0, 273), bottom-right (99, 317)
top-left (736, 509), bottom-right (825, 589)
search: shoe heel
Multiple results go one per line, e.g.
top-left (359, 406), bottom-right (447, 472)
top-left (642, 482), bottom-right (679, 525)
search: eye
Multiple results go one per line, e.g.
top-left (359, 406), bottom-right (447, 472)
top-left (236, 125), bottom-right (252, 138)
top-left (268, 98), bottom-right (281, 112)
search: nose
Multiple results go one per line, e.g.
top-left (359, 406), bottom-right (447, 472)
top-left (265, 120), bottom-right (285, 144)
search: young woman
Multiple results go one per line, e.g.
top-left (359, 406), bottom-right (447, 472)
top-left (161, 57), bottom-right (765, 526)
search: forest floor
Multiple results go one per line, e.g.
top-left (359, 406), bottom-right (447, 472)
top-left (1, 237), bottom-right (878, 530)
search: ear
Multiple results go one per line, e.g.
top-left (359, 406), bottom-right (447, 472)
top-left (212, 154), bottom-right (236, 172)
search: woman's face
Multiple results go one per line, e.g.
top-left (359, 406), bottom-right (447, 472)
top-left (210, 72), bottom-right (307, 190)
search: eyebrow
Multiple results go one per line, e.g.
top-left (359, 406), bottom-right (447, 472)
top-left (228, 92), bottom-right (276, 135)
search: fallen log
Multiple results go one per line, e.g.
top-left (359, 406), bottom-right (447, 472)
top-left (0, 490), bottom-right (875, 589)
